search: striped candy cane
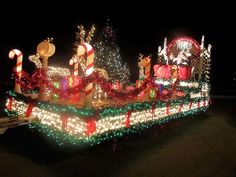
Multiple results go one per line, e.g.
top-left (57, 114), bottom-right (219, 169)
top-left (77, 43), bottom-right (94, 108)
top-left (9, 49), bottom-right (23, 93)
top-left (69, 57), bottom-right (79, 76)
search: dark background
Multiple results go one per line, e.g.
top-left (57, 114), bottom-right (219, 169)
top-left (0, 0), bottom-right (235, 95)
top-left (1, 2), bottom-right (236, 177)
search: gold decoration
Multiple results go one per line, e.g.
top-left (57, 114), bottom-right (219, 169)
top-left (77, 24), bottom-right (96, 44)
top-left (86, 24), bottom-right (96, 43)
top-left (37, 38), bottom-right (55, 57)
top-left (93, 68), bottom-right (109, 101)
top-left (28, 53), bottom-right (42, 68)
top-left (94, 68), bottom-right (109, 79)
top-left (78, 25), bottom-right (86, 43)
top-left (37, 38), bottom-right (56, 101)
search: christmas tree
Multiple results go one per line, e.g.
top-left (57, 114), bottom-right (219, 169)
top-left (93, 20), bottom-right (130, 85)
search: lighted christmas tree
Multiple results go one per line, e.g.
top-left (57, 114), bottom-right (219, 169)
top-left (93, 20), bottom-right (130, 85)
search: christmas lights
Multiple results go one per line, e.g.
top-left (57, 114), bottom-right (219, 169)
top-left (47, 66), bottom-right (70, 78)
top-left (5, 88), bottom-right (210, 146)
top-left (28, 106), bottom-right (208, 146)
top-left (3, 34), bottom-right (212, 147)
top-left (93, 20), bottom-right (130, 84)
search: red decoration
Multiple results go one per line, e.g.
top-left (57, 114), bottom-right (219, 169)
top-left (178, 66), bottom-right (191, 80)
top-left (209, 98), bottom-right (211, 105)
top-left (189, 101), bottom-right (193, 109)
top-left (17, 70), bottom-right (166, 101)
top-left (154, 64), bottom-right (191, 81)
top-left (85, 120), bottom-right (96, 136)
top-left (25, 103), bottom-right (35, 118)
top-left (178, 102), bottom-right (184, 112)
top-left (162, 89), bottom-right (169, 95)
top-left (7, 97), bottom-right (13, 111)
top-left (176, 90), bottom-right (185, 97)
top-left (198, 100), bottom-right (200, 108)
top-left (151, 104), bottom-right (156, 116)
top-left (125, 111), bottom-right (132, 128)
top-left (61, 115), bottom-right (68, 130)
top-left (166, 101), bottom-right (170, 115)
top-left (112, 81), bottom-right (122, 91)
top-left (126, 85), bottom-right (135, 91)
top-left (153, 64), bottom-right (171, 80)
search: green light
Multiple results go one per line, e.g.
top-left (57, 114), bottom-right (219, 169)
top-left (69, 77), bottom-right (73, 87)
top-left (29, 106), bottom-right (208, 147)
top-left (53, 82), bottom-right (60, 89)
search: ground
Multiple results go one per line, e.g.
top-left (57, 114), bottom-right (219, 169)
top-left (0, 98), bottom-right (236, 177)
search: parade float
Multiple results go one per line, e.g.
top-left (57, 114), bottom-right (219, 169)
top-left (4, 25), bottom-right (212, 146)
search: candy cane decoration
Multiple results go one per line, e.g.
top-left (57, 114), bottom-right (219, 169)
top-left (69, 57), bottom-right (79, 76)
top-left (77, 43), bottom-right (94, 108)
top-left (8, 49), bottom-right (23, 93)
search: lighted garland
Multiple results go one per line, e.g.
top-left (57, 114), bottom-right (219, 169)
top-left (6, 88), bottom-right (210, 147)
top-left (28, 106), bottom-right (208, 146)
top-left (4, 109), bottom-right (18, 118)
top-left (6, 90), bottom-right (208, 119)
top-left (6, 90), bottom-right (94, 117)
top-left (15, 69), bottom-right (161, 101)
top-left (15, 68), bottom-right (46, 90)
top-left (4, 34), bottom-right (212, 149)
top-left (16, 68), bottom-right (204, 102)
top-left (88, 106), bottom-right (208, 146)
top-left (37, 102), bottom-right (94, 117)
top-left (22, 89), bottom-right (39, 94)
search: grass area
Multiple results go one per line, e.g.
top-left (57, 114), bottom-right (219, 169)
top-left (0, 98), bottom-right (236, 177)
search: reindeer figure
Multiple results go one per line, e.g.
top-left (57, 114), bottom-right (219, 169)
top-left (138, 54), bottom-right (151, 79)
top-left (138, 54), bottom-right (145, 79)
top-left (70, 25), bottom-right (95, 76)
top-left (137, 54), bottom-right (152, 101)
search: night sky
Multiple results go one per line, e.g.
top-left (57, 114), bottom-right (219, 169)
top-left (0, 0), bottom-right (235, 94)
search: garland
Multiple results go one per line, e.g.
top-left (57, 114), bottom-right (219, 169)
top-left (16, 69), bottom-right (163, 101)
top-left (6, 90), bottom-right (208, 119)
top-left (28, 106), bottom-right (208, 146)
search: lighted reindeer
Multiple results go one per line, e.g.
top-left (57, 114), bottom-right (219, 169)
top-left (138, 54), bottom-right (151, 79)
top-left (137, 54), bottom-right (152, 101)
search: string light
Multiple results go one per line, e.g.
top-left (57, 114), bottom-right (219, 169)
top-left (78, 25), bottom-right (86, 44)
top-left (4, 35), bottom-right (212, 147)
top-left (94, 21), bottom-right (130, 85)
top-left (28, 106), bottom-right (209, 146)
top-left (47, 66), bottom-right (70, 78)
top-left (6, 89), bottom-right (210, 146)
top-left (28, 53), bottom-right (42, 68)
top-left (85, 25), bottom-right (96, 43)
